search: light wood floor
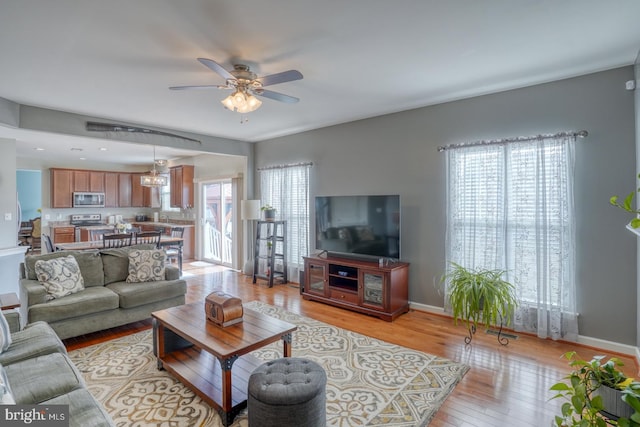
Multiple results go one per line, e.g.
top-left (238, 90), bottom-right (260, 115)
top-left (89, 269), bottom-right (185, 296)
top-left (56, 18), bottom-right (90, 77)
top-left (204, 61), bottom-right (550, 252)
top-left (64, 261), bottom-right (638, 427)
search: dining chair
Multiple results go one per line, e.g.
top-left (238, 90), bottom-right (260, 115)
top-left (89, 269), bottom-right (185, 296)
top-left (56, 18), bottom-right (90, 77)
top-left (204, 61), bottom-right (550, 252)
top-left (42, 234), bottom-right (55, 253)
top-left (28, 217), bottom-right (42, 253)
top-left (165, 227), bottom-right (184, 273)
top-left (135, 231), bottom-right (162, 248)
top-left (102, 233), bottom-right (133, 248)
top-left (89, 229), bottom-right (113, 241)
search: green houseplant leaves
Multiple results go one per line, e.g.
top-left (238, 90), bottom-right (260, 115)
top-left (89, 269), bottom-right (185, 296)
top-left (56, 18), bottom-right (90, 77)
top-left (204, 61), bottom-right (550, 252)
top-left (440, 262), bottom-right (518, 331)
top-left (610, 173), bottom-right (640, 228)
top-left (550, 352), bottom-right (640, 427)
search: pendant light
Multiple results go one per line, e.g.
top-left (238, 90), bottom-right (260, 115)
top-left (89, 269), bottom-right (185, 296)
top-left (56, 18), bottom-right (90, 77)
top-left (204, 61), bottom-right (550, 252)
top-left (140, 146), bottom-right (168, 187)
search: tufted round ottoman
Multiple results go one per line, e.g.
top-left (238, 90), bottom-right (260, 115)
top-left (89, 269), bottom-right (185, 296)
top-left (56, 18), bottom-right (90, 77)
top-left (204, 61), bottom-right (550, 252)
top-left (248, 357), bottom-right (326, 427)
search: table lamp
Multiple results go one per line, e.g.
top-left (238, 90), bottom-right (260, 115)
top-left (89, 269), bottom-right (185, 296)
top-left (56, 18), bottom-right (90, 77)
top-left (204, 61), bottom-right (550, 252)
top-left (241, 199), bottom-right (261, 275)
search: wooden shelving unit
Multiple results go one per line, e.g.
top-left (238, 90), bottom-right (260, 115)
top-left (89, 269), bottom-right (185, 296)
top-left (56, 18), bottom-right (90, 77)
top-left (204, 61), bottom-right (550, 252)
top-left (253, 220), bottom-right (288, 287)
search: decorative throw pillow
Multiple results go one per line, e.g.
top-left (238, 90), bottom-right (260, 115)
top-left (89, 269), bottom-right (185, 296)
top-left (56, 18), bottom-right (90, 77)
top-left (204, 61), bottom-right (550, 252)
top-left (0, 309), bottom-right (11, 354)
top-left (35, 255), bottom-right (85, 300)
top-left (337, 227), bottom-right (352, 243)
top-left (355, 226), bottom-right (375, 241)
top-left (127, 249), bottom-right (166, 283)
top-left (0, 363), bottom-right (15, 404)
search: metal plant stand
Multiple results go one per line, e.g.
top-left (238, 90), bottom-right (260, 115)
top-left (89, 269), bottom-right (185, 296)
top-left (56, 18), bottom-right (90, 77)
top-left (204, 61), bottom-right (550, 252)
top-left (465, 313), bottom-right (510, 346)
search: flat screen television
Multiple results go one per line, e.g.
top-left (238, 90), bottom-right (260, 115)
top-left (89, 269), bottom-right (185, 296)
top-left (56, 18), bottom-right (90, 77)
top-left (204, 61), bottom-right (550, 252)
top-left (315, 195), bottom-right (400, 260)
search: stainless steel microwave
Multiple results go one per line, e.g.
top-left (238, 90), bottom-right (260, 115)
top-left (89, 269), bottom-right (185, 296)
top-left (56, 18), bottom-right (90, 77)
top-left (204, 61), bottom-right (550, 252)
top-left (73, 192), bottom-right (105, 208)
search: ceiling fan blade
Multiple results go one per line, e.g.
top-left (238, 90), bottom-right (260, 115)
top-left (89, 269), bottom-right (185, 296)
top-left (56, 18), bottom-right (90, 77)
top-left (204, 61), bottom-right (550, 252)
top-left (256, 89), bottom-right (299, 104)
top-left (257, 70), bottom-right (303, 87)
top-left (169, 85), bottom-right (229, 90)
top-left (197, 58), bottom-right (235, 80)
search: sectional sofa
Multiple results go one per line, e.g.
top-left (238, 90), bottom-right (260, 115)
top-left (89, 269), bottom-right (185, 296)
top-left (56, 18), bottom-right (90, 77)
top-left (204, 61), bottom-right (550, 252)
top-left (0, 312), bottom-right (114, 426)
top-left (19, 245), bottom-right (187, 339)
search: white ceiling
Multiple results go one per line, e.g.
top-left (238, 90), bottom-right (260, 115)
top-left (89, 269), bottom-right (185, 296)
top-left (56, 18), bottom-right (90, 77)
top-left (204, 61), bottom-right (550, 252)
top-left (1, 0), bottom-right (640, 165)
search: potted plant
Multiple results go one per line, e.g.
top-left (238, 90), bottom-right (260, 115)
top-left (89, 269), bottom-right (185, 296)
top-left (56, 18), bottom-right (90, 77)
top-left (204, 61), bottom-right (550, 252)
top-left (610, 173), bottom-right (640, 228)
top-left (261, 204), bottom-right (276, 221)
top-left (550, 351), bottom-right (640, 426)
top-left (439, 262), bottom-right (518, 343)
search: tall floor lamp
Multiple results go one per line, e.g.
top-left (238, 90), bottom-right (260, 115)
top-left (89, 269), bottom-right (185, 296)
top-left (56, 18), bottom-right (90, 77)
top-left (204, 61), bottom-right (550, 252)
top-left (241, 199), bottom-right (261, 276)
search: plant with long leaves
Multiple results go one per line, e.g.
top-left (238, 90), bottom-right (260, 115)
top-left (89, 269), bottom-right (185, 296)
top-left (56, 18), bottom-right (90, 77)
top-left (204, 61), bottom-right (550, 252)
top-left (440, 262), bottom-right (518, 331)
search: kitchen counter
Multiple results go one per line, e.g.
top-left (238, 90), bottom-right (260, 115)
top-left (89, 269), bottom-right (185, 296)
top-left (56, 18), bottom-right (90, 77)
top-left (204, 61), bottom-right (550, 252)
top-left (80, 225), bottom-right (116, 230)
top-left (133, 221), bottom-right (195, 228)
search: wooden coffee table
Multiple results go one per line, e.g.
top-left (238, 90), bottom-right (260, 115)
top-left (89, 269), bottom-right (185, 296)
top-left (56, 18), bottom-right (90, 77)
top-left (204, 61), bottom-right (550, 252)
top-left (152, 302), bottom-right (297, 426)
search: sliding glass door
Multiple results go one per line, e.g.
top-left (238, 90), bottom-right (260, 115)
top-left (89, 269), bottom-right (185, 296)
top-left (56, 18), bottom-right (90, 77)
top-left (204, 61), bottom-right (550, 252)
top-left (201, 180), bottom-right (233, 266)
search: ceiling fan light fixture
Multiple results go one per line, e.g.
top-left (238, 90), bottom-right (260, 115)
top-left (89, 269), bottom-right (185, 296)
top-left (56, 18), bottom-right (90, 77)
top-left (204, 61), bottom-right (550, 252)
top-left (221, 89), bottom-right (262, 113)
top-left (141, 146), bottom-right (168, 187)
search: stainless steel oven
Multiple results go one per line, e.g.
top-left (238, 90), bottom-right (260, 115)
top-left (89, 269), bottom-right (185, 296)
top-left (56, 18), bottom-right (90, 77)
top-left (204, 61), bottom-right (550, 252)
top-left (73, 192), bottom-right (105, 208)
top-left (70, 214), bottom-right (107, 241)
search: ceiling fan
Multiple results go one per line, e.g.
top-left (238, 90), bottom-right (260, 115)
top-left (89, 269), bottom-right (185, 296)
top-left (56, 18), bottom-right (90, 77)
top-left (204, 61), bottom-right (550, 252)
top-left (170, 58), bottom-right (303, 113)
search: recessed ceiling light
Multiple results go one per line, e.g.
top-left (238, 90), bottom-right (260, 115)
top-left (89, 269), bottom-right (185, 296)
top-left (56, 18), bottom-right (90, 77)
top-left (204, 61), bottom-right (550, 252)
top-left (34, 147), bottom-right (45, 151)
top-left (71, 148), bottom-right (83, 152)
top-left (79, 157), bottom-right (86, 160)
top-left (99, 147), bottom-right (107, 151)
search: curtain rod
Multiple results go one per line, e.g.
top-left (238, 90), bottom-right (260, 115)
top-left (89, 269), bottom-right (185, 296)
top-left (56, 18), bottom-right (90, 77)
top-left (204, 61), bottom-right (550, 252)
top-left (437, 130), bottom-right (588, 152)
top-left (257, 161), bottom-right (313, 171)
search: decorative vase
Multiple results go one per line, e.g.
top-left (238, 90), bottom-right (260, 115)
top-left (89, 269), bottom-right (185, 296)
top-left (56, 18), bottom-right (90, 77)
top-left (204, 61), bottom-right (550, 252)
top-left (262, 209), bottom-right (276, 221)
top-left (593, 384), bottom-right (633, 420)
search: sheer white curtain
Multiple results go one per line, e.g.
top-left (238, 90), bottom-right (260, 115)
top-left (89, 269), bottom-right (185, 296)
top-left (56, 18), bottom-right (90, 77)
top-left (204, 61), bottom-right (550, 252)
top-left (260, 163), bottom-right (311, 279)
top-left (445, 135), bottom-right (578, 341)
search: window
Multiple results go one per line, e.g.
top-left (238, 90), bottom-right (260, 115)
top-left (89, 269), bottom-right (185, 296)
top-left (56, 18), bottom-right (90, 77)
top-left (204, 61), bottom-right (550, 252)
top-left (260, 163), bottom-right (311, 278)
top-left (160, 177), bottom-right (179, 212)
top-left (445, 135), bottom-right (577, 340)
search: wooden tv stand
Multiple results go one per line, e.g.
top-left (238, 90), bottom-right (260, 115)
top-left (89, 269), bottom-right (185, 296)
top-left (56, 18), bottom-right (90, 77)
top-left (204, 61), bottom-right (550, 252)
top-left (302, 255), bottom-right (409, 321)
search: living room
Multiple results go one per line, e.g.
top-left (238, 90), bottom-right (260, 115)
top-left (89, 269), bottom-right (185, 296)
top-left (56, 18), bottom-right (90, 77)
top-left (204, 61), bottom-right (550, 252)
top-left (1, 2), bottom-right (640, 426)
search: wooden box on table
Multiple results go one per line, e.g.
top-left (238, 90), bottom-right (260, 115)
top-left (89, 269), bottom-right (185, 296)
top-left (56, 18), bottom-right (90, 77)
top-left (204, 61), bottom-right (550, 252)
top-left (205, 290), bottom-right (243, 327)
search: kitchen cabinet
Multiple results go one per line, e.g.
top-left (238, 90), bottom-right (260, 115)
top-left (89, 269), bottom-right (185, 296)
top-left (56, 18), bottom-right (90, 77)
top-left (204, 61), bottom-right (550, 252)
top-left (104, 173), bottom-right (119, 207)
top-left (182, 226), bottom-right (194, 259)
top-left (118, 173), bottom-right (132, 207)
top-left (170, 165), bottom-right (194, 209)
top-left (89, 171), bottom-right (105, 192)
top-left (50, 169), bottom-right (73, 208)
top-left (73, 170), bottom-right (105, 192)
top-left (52, 226), bottom-right (75, 244)
top-left (131, 174), bottom-right (160, 207)
top-left (50, 167), bottom-right (168, 209)
top-left (73, 170), bottom-right (90, 192)
top-left (131, 173), bottom-right (146, 207)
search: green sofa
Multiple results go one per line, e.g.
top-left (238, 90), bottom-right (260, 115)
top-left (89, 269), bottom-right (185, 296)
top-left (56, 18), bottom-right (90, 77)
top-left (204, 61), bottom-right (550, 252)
top-left (19, 245), bottom-right (187, 340)
top-left (0, 313), bottom-right (114, 426)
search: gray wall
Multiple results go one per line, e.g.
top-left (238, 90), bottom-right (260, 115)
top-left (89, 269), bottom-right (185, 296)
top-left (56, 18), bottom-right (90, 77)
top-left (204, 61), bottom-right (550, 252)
top-left (635, 52), bottom-right (640, 349)
top-left (0, 138), bottom-right (17, 248)
top-left (255, 66), bottom-right (637, 345)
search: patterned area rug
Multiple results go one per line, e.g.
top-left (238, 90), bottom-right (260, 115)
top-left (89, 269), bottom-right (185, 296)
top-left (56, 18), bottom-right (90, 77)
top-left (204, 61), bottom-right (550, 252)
top-left (68, 301), bottom-right (469, 426)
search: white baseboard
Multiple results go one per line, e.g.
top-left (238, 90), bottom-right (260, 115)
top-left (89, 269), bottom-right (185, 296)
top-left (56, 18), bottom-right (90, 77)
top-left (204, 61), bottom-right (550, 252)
top-left (575, 335), bottom-right (638, 357)
top-left (409, 302), bottom-right (640, 362)
top-left (409, 301), bottom-right (444, 314)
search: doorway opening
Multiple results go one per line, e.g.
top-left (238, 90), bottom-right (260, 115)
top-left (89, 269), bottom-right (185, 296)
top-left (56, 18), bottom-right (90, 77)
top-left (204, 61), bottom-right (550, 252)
top-left (201, 180), bottom-right (234, 266)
